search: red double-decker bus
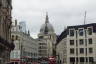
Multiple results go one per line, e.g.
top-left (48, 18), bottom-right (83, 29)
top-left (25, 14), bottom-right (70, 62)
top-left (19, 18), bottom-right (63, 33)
top-left (48, 56), bottom-right (56, 64)
top-left (38, 56), bottom-right (56, 64)
top-left (9, 56), bottom-right (32, 64)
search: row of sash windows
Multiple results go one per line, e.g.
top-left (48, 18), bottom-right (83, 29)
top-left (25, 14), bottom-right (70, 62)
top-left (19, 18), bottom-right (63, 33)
top-left (69, 28), bottom-right (92, 36)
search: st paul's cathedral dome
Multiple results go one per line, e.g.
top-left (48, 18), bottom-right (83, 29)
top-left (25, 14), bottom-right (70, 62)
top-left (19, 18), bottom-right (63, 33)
top-left (40, 13), bottom-right (54, 34)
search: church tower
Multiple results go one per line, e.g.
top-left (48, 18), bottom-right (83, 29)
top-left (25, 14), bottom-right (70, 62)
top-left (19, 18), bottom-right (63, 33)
top-left (38, 13), bottom-right (56, 58)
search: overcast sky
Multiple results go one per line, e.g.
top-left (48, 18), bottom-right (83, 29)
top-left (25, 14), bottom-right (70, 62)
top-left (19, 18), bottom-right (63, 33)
top-left (12, 0), bottom-right (96, 38)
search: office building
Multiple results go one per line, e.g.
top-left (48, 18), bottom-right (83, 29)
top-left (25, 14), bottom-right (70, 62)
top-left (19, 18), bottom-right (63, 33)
top-left (56, 23), bottom-right (96, 64)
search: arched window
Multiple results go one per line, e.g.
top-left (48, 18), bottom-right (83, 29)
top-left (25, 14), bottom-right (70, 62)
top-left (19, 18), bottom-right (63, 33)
top-left (16, 35), bottom-right (18, 40)
top-left (11, 35), bottom-right (14, 41)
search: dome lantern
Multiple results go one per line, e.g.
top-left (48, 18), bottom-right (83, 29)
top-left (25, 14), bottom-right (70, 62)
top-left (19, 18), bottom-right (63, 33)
top-left (45, 12), bottom-right (49, 24)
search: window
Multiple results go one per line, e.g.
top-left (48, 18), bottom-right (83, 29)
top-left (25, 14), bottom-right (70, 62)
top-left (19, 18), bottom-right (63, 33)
top-left (16, 35), bottom-right (18, 40)
top-left (70, 29), bottom-right (74, 36)
top-left (70, 40), bottom-right (74, 45)
top-left (76, 57), bottom-right (78, 62)
top-left (39, 46), bottom-right (47, 49)
top-left (86, 57), bottom-right (88, 62)
top-left (39, 36), bottom-right (43, 39)
top-left (12, 35), bottom-right (14, 38)
top-left (80, 57), bottom-right (84, 62)
top-left (79, 39), bottom-right (84, 45)
top-left (79, 29), bottom-right (84, 36)
top-left (70, 57), bottom-right (75, 62)
top-left (89, 48), bottom-right (93, 53)
top-left (88, 38), bottom-right (92, 44)
top-left (11, 35), bottom-right (14, 41)
top-left (80, 48), bottom-right (84, 54)
top-left (70, 48), bottom-right (74, 54)
top-left (88, 28), bottom-right (92, 35)
top-left (31, 53), bottom-right (33, 56)
top-left (89, 57), bottom-right (93, 62)
top-left (39, 43), bottom-right (46, 45)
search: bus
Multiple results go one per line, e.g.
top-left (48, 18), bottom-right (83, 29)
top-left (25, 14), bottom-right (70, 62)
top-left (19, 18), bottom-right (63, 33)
top-left (48, 56), bottom-right (56, 64)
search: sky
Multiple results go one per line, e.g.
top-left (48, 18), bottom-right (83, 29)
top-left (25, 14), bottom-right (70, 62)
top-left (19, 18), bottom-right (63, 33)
top-left (12, 0), bottom-right (96, 38)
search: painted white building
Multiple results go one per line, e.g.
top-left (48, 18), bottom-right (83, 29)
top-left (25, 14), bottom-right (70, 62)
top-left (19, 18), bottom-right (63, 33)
top-left (56, 23), bottom-right (96, 64)
top-left (10, 20), bottom-right (38, 62)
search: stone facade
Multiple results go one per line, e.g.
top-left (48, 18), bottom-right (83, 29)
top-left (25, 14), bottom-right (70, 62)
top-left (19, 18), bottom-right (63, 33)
top-left (38, 39), bottom-right (48, 58)
top-left (10, 21), bottom-right (38, 63)
top-left (0, 0), bottom-right (14, 64)
top-left (56, 23), bottom-right (96, 64)
top-left (56, 38), bottom-right (67, 64)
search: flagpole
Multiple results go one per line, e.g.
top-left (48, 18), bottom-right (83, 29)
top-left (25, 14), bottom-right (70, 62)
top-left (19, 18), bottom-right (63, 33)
top-left (84, 11), bottom-right (87, 25)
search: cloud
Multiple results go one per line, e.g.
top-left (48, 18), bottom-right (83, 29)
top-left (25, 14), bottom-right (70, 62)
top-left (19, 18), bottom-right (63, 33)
top-left (12, 0), bottom-right (96, 38)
